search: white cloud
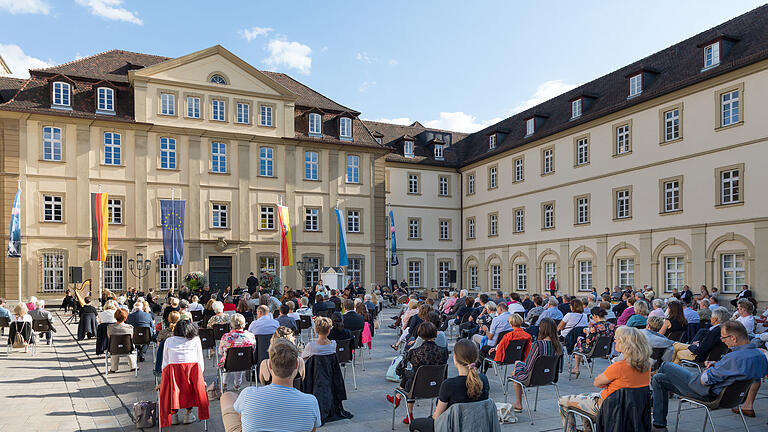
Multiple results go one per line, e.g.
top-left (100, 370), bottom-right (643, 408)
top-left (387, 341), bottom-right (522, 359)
top-left (510, 79), bottom-right (576, 114)
top-left (75, 0), bottom-right (143, 25)
top-left (388, 59), bottom-right (398, 66)
top-left (264, 39), bottom-right (312, 75)
top-left (0, 43), bottom-right (52, 78)
top-left (0, 0), bottom-right (50, 14)
top-left (356, 52), bottom-right (372, 64)
top-left (358, 80), bottom-right (376, 93)
top-left (423, 112), bottom-right (503, 133)
top-left (372, 117), bottom-right (412, 126)
top-left (240, 26), bottom-right (272, 41)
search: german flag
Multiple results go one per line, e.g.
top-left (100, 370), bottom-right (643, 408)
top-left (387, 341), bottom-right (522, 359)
top-left (90, 192), bottom-right (108, 261)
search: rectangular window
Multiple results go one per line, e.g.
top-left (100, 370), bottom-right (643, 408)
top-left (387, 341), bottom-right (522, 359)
top-left (211, 142), bottom-right (227, 173)
top-left (104, 132), bottom-right (121, 165)
top-left (43, 195), bottom-right (63, 222)
top-left (304, 208), bottom-right (319, 231)
top-left (42, 126), bottom-right (62, 161)
top-left (403, 140), bottom-right (414, 158)
top-left (41, 251), bottom-right (65, 293)
top-left (720, 253), bottom-right (745, 293)
top-left (616, 124), bottom-right (631, 155)
top-left (97, 87), bottom-right (114, 113)
top-left (615, 188), bottom-right (631, 219)
top-left (663, 180), bottom-right (680, 213)
top-left (347, 210), bottom-right (361, 233)
top-left (720, 168), bottom-right (740, 205)
top-left (664, 109), bottom-right (680, 141)
top-left (434, 144), bottom-right (444, 159)
top-left (347, 155), bottom-right (360, 183)
top-left (489, 166), bottom-right (497, 189)
top-left (664, 256), bottom-right (685, 292)
top-left (347, 257), bottom-right (363, 284)
top-left (467, 218), bottom-right (475, 239)
top-left (467, 174), bottom-right (475, 195)
top-left (107, 198), bottom-right (122, 224)
top-left (576, 196), bottom-right (589, 225)
top-left (514, 158), bottom-right (524, 182)
top-left (489, 134), bottom-right (497, 149)
top-left (578, 261), bottom-right (593, 291)
top-left (187, 96), bottom-right (200, 118)
top-left (260, 206), bottom-right (275, 230)
top-left (629, 74), bottom-right (642, 97)
top-left (304, 257), bottom-right (321, 288)
top-left (52, 82), bottom-right (70, 107)
top-left (704, 42), bottom-right (720, 69)
top-left (160, 93), bottom-right (175, 115)
top-left (339, 117), bottom-right (352, 139)
top-left (259, 147), bottom-right (274, 177)
top-left (516, 264), bottom-right (527, 291)
top-left (408, 174), bottom-right (419, 194)
top-left (576, 137), bottom-right (589, 166)
top-left (104, 254), bottom-right (124, 293)
top-left (721, 90), bottom-right (740, 127)
top-left (491, 265), bottom-right (501, 290)
top-left (469, 266), bottom-right (478, 289)
top-left (617, 258), bottom-right (635, 288)
top-left (212, 99), bottom-right (225, 121)
top-left (408, 218), bottom-right (420, 239)
top-left (514, 208), bottom-right (524, 233)
top-left (542, 148), bottom-right (554, 174)
top-left (212, 203), bottom-right (228, 228)
top-left (160, 137), bottom-right (176, 170)
top-left (260, 256), bottom-right (277, 275)
top-left (525, 118), bottom-right (535, 136)
top-left (542, 202), bottom-right (554, 229)
top-left (309, 113), bottom-right (322, 136)
top-left (438, 176), bottom-right (449, 196)
top-left (408, 261), bottom-right (422, 288)
top-left (571, 99), bottom-right (582, 118)
top-left (439, 220), bottom-right (450, 240)
top-left (438, 261), bottom-right (450, 288)
top-left (488, 213), bottom-right (498, 236)
top-left (304, 151), bottom-right (319, 180)
top-left (236, 102), bottom-right (249, 124)
top-left (259, 105), bottom-right (273, 126)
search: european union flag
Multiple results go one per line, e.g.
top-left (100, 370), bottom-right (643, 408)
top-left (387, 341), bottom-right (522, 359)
top-left (161, 200), bottom-right (185, 265)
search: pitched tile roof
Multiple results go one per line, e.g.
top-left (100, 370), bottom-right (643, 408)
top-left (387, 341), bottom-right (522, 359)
top-left (262, 71), bottom-right (359, 114)
top-left (363, 120), bottom-right (468, 167)
top-left (456, 4), bottom-right (768, 166)
top-left (0, 76), bottom-right (24, 103)
top-left (30, 49), bottom-right (170, 83)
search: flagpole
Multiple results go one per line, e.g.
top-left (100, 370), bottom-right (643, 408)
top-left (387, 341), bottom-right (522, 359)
top-left (386, 204), bottom-right (390, 287)
top-left (171, 188), bottom-right (175, 293)
top-left (17, 179), bottom-right (21, 303)
top-left (98, 184), bottom-right (103, 304)
top-left (278, 195), bottom-right (283, 289)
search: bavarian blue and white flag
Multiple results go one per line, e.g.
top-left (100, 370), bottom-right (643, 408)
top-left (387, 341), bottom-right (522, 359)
top-left (7, 187), bottom-right (20, 257)
top-left (335, 208), bottom-right (349, 266)
top-left (389, 210), bottom-right (398, 266)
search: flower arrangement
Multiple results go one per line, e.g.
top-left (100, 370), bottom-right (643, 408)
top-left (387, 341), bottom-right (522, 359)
top-left (183, 271), bottom-right (207, 291)
top-left (259, 272), bottom-right (282, 295)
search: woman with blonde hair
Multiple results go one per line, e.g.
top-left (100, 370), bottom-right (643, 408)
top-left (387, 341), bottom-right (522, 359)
top-left (300, 316), bottom-right (336, 359)
top-left (259, 326), bottom-right (305, 383)
top-left (557, 326), bottom-right (651, 430)
top-left (156, 311), bottom-right (181, 344)
top-left (9, 303), bottom-right (32, 352)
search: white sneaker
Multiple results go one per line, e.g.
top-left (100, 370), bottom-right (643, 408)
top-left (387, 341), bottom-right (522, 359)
top-left (183, 412), bottom-right (197, 424)
top-left (170, 413), bottom-right (180, 425)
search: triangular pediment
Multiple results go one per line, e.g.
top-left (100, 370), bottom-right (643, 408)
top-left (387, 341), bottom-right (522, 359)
top-left (129, 45), bottom-right (296, 100)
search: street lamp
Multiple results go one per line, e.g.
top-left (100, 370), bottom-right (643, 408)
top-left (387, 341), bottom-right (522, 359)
top-left (128, 252), bottom-right (152, 294)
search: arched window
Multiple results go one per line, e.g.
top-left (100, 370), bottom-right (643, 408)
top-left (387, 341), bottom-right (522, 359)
top-left (210, 74), bottom-right (227, 85)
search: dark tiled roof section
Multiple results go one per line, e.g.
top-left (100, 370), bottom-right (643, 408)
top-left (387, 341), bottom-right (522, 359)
top-left (362, 120), bottom-right (468, 167)
top-left (262, 71), bottom-right (358, 114)
top-left (0, 76), bottom-right (24, 103)
top-left (292, 106), bottom-right (383, 149)
top-left (0, 77), bottom-right (135, 121)
top-left (30, 50), bottom-right (169, 83)
top-left (457, 4), bottom-right (768, 166)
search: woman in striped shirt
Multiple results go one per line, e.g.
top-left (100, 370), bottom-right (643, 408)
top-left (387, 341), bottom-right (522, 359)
top-left (509, 318), bottom-right (562, 412)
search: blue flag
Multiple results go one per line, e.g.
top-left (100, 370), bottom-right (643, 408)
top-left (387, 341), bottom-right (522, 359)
top-left (7, 188), bottom-right (20, 257)
top-left (389, 210), bottom-right (398, 266)
top-left (161, 200), bottom-right (185, 265)
top-left (335, 208), bottom-right (349, 266)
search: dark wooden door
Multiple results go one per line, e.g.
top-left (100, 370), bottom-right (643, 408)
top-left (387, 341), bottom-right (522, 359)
top-left (208, 256), bottom-right (232, 292)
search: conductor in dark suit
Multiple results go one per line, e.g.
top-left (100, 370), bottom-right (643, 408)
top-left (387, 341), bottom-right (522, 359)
top-left (246, 272), bottom-right (259, 294)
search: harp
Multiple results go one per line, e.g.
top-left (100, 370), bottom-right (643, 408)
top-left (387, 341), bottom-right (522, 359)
top-left (75, 279), bottom-right (91, 307)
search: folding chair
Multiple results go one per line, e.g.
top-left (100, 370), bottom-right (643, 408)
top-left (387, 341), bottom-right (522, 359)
top-left (198, 327), bottom-right (216, 366)
top-left (32, 319), bottom-right (53, 353)
top-left (190, 310), bottom-right (204, 325)
top-left (572, 336), bottom-right (613, 377)
top-left (212, 323), bottom-right (230, 344)
top-left (105, 334), bottom-right (136, 377)
top-left (674, 379), bottom-right (753, 432)
top-left (350, 329), bottom-right (365, 371)
top-left (680, 343), bottom-right (728, 373)
top-left (505, 354), bottom-right (561, 425)
top-left (298, 315), bottom-right (313, 343)
top-left (482, 339), bottom-right (527, 394)
top-left (133, 326), bottom-right (155, 364)
top-left (218, 346), bottom-right (255, 394)
top-left (335, 338), bottom-right (357, 390)
top-left (0, 317), bottom-right (9, 337)
top-left (391, 363), bottom-right (448, 431)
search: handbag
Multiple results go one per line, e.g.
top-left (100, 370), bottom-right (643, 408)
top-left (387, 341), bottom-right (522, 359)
top-left (12, 322), bottom-right (28, 349)
top-left (132, 401), bottom-right (157, 428)
top-left (206, 381), bottom-right (222, 400)
top-left (495, 402), bottom-right (518, 424)
top-left (386, 355), bottom-right (403, 382)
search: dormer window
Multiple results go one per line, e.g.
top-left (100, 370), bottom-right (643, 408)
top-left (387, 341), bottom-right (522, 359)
top-left (97, 87), bottom-right (114, 114)
top-left (571, 98), bottom-right (582, 119)
top-left (52, 81), bottom-right (71, 108)
top-left (703, 42), bottom-right (720, 69)
top-left (339, 117), bottom-right (352, 140)
top-left (525, 118), bottom-right (535, 136)
top-left (308, 113), bottom-right (322, 136)
top-left (434, 144), bottom-right (444, 160)
top-left (375, 137), bottom-right (382, 144)
top-left (404, 140), bottom-right (414, 158)
top-left (628, 73), bottom-right (642, 98)
top-left (489, 134), bottom-right (497, 149)
top-left (210, 74), bottom-right (227, 85)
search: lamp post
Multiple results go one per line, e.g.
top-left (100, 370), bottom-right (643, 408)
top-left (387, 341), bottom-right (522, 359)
top-left (128, 252), bottom-right (152, 294)
top-left (295, 260), bottom-right (319, 288)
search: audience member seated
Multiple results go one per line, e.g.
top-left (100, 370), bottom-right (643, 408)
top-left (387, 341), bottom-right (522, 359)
top-left (107, 308), bottom-right (136, 373)
top-left (342, 299), bottom-right (365, 332)
top-left (641, 316), bottom-right (675, 364)
top-left (98, 300), bottom-right (118, 324)
top-left (488, 312), bottom-right (532, 366)
top-left (408, 312), bottom-right (447, 351)
top-left (206, 301), bottom-right (229, 328)
top-left (558, 298), bottom-right (590, 343)
top-left (259, 328), bottom-right (306, 383)
top-left (162, 297), bottom-right (181, 327)
top-left (9, 303), bottom-right (33, 352)
top-left (615, 296), bottom-right (636, 326)
top-left (626, 300), bottom-right (649, 328)
top-left (248, 305), bottom-right (280, 336)
top-left (29, 299), bottom-right (57, 345)
top-left (659, 301), bottom-right (687, 339)
top-left (648, 299), bottom-right (665, 318)
top-left (683, 302), bottom-right (700, 327)
top-left (126, 301), bottom-right (155, 362)
top-left (188, 295), bottom-right (203, 312)
top-left (472, 302), bottom-right (512, 360)
top-left (409, 339), bottom-right (490, 432)
top-left (276, 304), bottom-right (297, 332)
top-left (298, 317), bottom-right (334, 361)
top-left (61, 289), bottom-right (77, 313)
top-left (570, 307), bottom-right (615, 377)
top-left (25, 296), bottom-right (37, 312)
top-left (651, 320), bottom-right (768, 429)
top-left (697, 299), bottom-right (712, 323)
top-left (327, 312), bottom-right (352, 342)
top-left (558, 326), bottom-right (651, 430)
top-left (220, 339), bottom-right (321, 432)
top-left (733, 298), bottom-right (755, 334)
top-left (509, 318), bottom-right (562, 412)
top-left (393, 304), bottom-right (429, 351)
top-left (672, 307), bottom-right (729, 364)
top-left (296, 297), bottom-right (312, 316)
top-left (217, 313), bottom-right (256, 391)
top-left (287, 301), bottom-right (301, 321)
top-left (0, 298), bottom-right (10, 337)
top-left (387, 322), bottom-right (449, 424)
top-left (328, 290), bottom-right (342, 311)
top-left (535, 297), bottom-right (564, 325)
top-left (202, 298), bottom-right (216, 324)
top-left (525, 295), bottom-right (545, 325)
top-left (159, 319), bottom-right (207, 426)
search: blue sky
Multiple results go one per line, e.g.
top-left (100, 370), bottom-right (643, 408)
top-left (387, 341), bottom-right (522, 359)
top-left (1, 0), bottom-right (765, 131)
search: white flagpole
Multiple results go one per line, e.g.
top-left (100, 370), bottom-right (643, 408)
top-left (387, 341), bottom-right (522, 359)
top-left (278, 195), bottom-right (283, 289)
top-left (386, 204), bottom-right (391, 287)
top-left (17, 179), bottom-right (21, 303)
top-left (98, 184), bottom-right (103, 304)
top-left (171, 188), bottom-right (175, 293)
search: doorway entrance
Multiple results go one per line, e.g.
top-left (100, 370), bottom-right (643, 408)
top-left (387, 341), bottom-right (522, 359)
top-left (208, 256), bottom-right (232, 292)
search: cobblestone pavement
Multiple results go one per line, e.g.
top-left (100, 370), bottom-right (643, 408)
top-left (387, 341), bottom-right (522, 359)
top-left (0, 308), bottom-right (765, 431)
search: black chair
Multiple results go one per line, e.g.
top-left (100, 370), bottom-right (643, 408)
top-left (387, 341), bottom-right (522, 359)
top-left (252, 334), bottom-right (272, 372)
top-left (190, 310), bottom-right (203, 324)
top-left (212, 323), bottom-right (230, 342)
top-left (572, 335), bottom-right (613, 377)
top-left (674, 379), bottom-right (753, 432)
top-left (335, 338), bottom-right (356, 390)
top-left (218, 346), bottom-right (255, 393)
top-left (198, 327), bottom-right (216, 366)
top-left (298, 315), bottom-right (313, 342)
top-left (482, 338), bottom-right (527, 395)
top-left (0, 316), bottom-right (9, 336)
top-left (565, 386), bottom-right (651, 432)
top-left (505, 354), bottom-right (561, 425)
top-left (667, 330), bottom-right (684, 342)
top-left (105, 334), bottom-right (136, 377)
top-left (316, 309), bottom-right (333, 319)
top-left (391, 363), bottom-right (448, 431)
top-left (132, 326), bottom-right (155, 363)
top-left (680, 343), bottom-right (729, 373)
top-left (32, 319), bottom-right (54, 350)
top-left (651, 347), bottom-right (668, 371)
top-left (349, 329), bottom-right (365, 370)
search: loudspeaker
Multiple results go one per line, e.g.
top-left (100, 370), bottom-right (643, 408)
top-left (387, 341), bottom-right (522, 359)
top-left (69, 266), bottom-right (83, 284)
top-left (449, 270), bottom-right (457, 284)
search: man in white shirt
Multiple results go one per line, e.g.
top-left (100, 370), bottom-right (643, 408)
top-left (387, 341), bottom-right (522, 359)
top-left (248, 305), bottom-right (280, 336)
